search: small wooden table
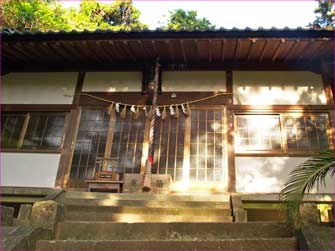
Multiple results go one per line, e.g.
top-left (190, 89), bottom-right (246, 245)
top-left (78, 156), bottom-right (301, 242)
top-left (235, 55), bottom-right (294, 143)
top-left (85, 180), bottom-right (124, 193)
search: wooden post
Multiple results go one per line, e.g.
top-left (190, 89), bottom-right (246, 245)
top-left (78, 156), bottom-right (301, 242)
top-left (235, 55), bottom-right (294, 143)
top-left (143, 59), bottom-right (160, 191)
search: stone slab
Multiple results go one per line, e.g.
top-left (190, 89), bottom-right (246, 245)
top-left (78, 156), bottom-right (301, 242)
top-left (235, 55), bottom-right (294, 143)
top-left (298, 225), bottom-right (334, 250)
top-left (123, 174), bottom-right (143, 193)
top-left (37, 238), bottom-right (297, 250)
top-left (15, 204), bottom-right (32, 227)
top-left (56, 222), bottom-right (292, 240)
top-left (1, 226), bottom-right (52, 250)
top-left (1, 206), bottom-right (14, 226)
top-left (31, 200), bottom-right (64, 231)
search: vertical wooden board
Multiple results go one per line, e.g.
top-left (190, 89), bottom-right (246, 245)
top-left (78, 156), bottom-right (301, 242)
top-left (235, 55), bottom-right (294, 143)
top-left (141, 117), bottom-right (151, 173)
top-left (156, 40), bottom-right (170, 62)
top-left (183, 40), bottom-right (197, 62)
top-left (197, 40), bottom-right (210, 62)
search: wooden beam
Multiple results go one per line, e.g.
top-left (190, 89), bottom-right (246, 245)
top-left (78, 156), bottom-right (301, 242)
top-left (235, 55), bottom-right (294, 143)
top-left (17, 113), bottom-right (30, 148)
top-left (122, 41), bottom-right (137, 62)
top-left (227, 108), bottom-right (236, 192)
top-left (271, 39), bottom-right (285, 62)
top-left (232, 40), bottom-right (239, 61)
top-left (246, 39), bottom-right (256, 61)
top-left (61, 108), bottom-right (82, 188)
top-left (97, 41), bottom-right (115, 62)
top-left (259, 40), bottom-right (268, 62)
top-left (72, 72), bottom-right (86, 105)
top-left (283, 40), bottom-right (299, 62)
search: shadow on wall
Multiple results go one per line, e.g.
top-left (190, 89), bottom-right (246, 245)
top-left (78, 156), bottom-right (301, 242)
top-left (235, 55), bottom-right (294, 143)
top-left (235, 85), bottom-right (326, 105)
top-left (236, 157), bottom-right (334, 193)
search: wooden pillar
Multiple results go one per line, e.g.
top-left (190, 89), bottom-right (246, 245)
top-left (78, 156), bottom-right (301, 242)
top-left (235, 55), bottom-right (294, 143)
top-left (226, 70), bottom-right (236, 192)
top-left (104, 109), bottom-right (116, 159)
top-left (55, 72), bottom-right (85, 188)
top-left (143, 60), bottom-right (160, 191)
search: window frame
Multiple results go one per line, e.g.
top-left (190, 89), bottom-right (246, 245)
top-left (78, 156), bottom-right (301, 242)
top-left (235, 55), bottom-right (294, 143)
top-left (234, 111), bottom-right (333, 156)
top-left (1, 111), bottom-right (68, 153)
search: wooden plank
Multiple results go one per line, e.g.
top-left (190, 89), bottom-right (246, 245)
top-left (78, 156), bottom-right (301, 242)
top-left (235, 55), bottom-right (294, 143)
top-left (72, 72), bottom-right (86, 105)
top-left (180, 40), bottom-right (188, 63)
top-left (272, 39), bottom-right (285, 62)
top-left (104, 110), bottom-right (116, 159)
top-left (61, 108), bottom-right (82, 188)
top-left (183, 112), bottom-right (191, 183)
top-left (229, 104), bottom-right (332, 111)
top-left (2, 104), bottom-right (74, 112)
top-left (259, 40), bottom-right (268, 62)
top-left (17, 113), bottom-right (30, 148)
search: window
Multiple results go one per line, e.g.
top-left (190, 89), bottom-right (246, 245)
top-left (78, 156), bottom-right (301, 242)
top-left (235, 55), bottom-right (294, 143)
top-left (235, 115), bottom-right (282, 152)
top-left (190, 108), bottom-right (226, 181)
top-left (1, 114), bottom-right (25, 147)
top-left (1, 112), bottom-right (66, 150)
top-left (235, 113), bottom-right (332, 153)
top-left (283, 114), bottom-right (330, 151)
top-left (152, 109), bottom-right (186, 181)
top-left (110, 111), bottom-right (146, 174)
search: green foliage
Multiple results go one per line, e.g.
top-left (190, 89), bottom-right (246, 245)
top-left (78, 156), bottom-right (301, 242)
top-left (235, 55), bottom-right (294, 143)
top-left (1, 0), bottom-right (70, 31)
top-left (162, 9), bottom-right (215, 31)
top-left (280, 150), bottom-right (334, 228)
top-left (1, 0), bottom-right (148, 32)
top-left (66, 0), bottom-right (148, 31)
top-left (309, 0), bottom-right (334, 30)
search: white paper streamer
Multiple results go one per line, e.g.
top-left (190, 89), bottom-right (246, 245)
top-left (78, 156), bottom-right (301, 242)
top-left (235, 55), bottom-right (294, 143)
top-left (156, 107), bottom-right (161, 117)
top-left (181, 104), bottom-right (187, 114)
top-left (143, 106), bottom-right (148, 116)
top-left (130, 105), bottom-right (136, 113)
top-left (115, 103), bottom-right (120, 113)
top-left (169, 105), bottom-right (175, 115)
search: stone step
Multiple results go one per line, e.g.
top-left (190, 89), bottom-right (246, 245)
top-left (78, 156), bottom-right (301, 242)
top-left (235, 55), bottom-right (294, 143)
top-left (61, 198), bottom-right (231, 209)
top-left (62, 213), bottom-right (232, 223)
top-left (62, 191), bottom-right (230, 202)
top-left (65, 205), bottom-right (232, 218)
top-left (55, 222), bottom-right (291, 240)
top-left (37, 238), bottom-right (297, 250)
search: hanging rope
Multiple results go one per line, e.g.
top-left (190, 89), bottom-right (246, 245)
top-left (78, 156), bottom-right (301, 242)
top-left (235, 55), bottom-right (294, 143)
top-left (79, 92), bottom-right (241, 107)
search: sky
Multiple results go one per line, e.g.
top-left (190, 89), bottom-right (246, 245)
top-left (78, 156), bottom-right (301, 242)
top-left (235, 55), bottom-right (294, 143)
top-left (60, 0), bottom-right (319, 29)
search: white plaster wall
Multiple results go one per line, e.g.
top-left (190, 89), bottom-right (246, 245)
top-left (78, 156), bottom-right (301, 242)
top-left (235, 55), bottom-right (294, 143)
top-left (162, 71), bottom-right (226, 92)
top-left (0, 153), bottom-right (60, 187)
top-left (1, 72), bottom-right (78, 104)
top-left (83, 72), bottom-right (142, 92)
top-left (236, 157), bottom-right (334, 193)
top-left (233, 71), bottom-right (326, 105)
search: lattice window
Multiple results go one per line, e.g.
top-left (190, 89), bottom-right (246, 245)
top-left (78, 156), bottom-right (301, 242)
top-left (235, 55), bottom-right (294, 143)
top-left (283, 114), bottom-right (330, 150)
top-left (235, 115), bottom-right (282, 152)
top-left (70, 108), bottom-right (109, 182)
top-left (1, 112), bottom-right (65, 149)
top-left (23, 114), bottom-right (65, 148)
top-left (1, 114), bottom-right (25, 148)
top-left (152, 110), bottom-right (185, 181)
top-left (190, 109), bottom-right (226, 181)
top-left (110, 111), bottom-right (146, 174)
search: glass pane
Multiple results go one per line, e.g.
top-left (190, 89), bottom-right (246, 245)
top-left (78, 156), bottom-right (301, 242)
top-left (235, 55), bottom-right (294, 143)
top-left (1, 114), bottom-right (25, 148)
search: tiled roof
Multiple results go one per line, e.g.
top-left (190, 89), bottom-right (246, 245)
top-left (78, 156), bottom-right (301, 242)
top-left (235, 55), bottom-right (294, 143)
top-left (2, 27), bottom-right (333, 39)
